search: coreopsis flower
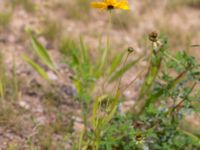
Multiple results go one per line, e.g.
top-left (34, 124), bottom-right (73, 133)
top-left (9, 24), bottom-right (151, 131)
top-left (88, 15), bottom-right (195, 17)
top-left (91, 0), bottom-right (130, 11)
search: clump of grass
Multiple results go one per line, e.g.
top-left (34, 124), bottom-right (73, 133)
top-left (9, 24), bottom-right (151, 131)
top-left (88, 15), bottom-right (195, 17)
top-left (0, 11), bottom-right (12, 30)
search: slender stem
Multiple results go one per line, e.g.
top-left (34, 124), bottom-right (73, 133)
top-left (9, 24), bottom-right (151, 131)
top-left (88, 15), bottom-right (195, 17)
top-left (91, 11), bottom-right (113, 149)
top-left (178, 128), bottom-right (200, 141)
top-left (115, 52), bottom-right (130, 97)
top-left (101, 11), bottom-right (112, 93)
top-left (163, 51), bottom-right (181, 65)
top-left (171, 82), bottom-right (197, 116)
top-left (122, 70), bottom-right (143, 92)
top-left (12, 53), bottom-right (18, 101)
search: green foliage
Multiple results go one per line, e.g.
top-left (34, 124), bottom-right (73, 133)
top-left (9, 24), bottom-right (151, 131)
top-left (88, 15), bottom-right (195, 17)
top-left (24, 30), bottom-right (200, 150)
top-left (31, 36), bottom-right (56, 70)
top-left (21, 53), bottom-right (49, 81)
top-left (109, 56), bottom-right (142, 82)
top-left (22, 34), bottom-right (57, 82)
top-left (59, 37), bottom-right (139, 103)
top-left (80, 37), bottom-right (200, 149)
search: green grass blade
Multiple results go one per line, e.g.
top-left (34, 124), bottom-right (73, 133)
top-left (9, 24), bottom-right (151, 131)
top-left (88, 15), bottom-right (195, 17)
top-left (107, 52), bottom-right (124, 76)
top-left (109, 56), bottom-right (142, 82)
top-left (21, 54), bottom-right (49, 81)
top-left (31, 36), bottom-right (55, 70)
top-left (99, 47), bottom-right (109, 70)
top-left (80, 37), bottom-right (89, 64)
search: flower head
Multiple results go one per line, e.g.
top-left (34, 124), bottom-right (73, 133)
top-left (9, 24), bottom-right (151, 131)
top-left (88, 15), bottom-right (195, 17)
top-left (149, 31), bottom-right (158, 42)
top-left (91, 0), bottom-right (130, 11)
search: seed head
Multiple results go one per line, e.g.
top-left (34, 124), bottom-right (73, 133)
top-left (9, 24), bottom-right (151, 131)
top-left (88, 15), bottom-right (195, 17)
top-left (135, 134), bottom-right (145, 144)
top-left (127, 47), bottom-right (135, 53)
top-left (149, 31), bottom-right (158, 42)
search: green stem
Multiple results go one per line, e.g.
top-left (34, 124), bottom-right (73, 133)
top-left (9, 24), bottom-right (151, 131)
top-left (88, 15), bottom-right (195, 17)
top-left (132, 45), bottom-right (163, 114)
top-left (115, 52), bottom-right (130, 97)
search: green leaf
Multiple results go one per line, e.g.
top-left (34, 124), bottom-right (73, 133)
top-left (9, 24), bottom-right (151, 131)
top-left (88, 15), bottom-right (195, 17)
top-left (31, 36), bottom-right (55, 70)
top-left (109, 56), bottom-right (142, 82)
top-left (143, 70), bottom-right (188, 110)
top-left (108, 52), bottom-right (125, 76)
top-left (80, 37), bottom-right (89, 64)
top-left (21, 54), bottom-right (49, 81)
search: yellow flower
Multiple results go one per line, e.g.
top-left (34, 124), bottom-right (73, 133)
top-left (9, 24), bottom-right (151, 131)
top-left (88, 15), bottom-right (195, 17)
top-left (91, 0), bottom-right (130, 11)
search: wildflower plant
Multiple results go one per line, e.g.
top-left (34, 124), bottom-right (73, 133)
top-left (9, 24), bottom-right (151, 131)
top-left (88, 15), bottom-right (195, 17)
top-left (22, 0), bottom-right (200, 149)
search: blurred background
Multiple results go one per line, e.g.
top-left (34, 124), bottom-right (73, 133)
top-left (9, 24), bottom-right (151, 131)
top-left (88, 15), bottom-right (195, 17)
top-left (0, 0), bottom-right (199, 149)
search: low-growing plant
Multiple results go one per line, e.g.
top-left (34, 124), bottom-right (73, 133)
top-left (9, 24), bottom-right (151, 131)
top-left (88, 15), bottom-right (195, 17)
top-left (78, 31), bottom-right (200, 149)
top-left (22, 1), bottom-right (200, 149)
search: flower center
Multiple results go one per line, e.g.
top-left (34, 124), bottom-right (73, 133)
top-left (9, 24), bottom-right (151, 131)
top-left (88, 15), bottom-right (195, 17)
top-left (107, 5), bottom-right (114, 10)
top-left (135, 135), bottom-right (143, 141)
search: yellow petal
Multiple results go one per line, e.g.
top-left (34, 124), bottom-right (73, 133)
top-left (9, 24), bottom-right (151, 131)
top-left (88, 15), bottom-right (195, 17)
top-left (104, 0), bottom-right (117, 4)
top-left (91, 2), bottom-right (107, 9)
top-left (114, 0), bottom-right (130, 10)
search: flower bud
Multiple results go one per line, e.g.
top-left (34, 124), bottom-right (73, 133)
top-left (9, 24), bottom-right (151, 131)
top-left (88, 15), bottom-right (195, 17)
top-left (127, 47), bottom-right (135, 53)
top-left (149, 31), bottom-right (158, 42)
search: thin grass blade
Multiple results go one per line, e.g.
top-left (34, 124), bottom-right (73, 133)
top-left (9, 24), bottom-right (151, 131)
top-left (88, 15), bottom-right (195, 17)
top-left (31, 36), bottom-right (55, 70)
top-left (21, 54), bottom-right (49, 81)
